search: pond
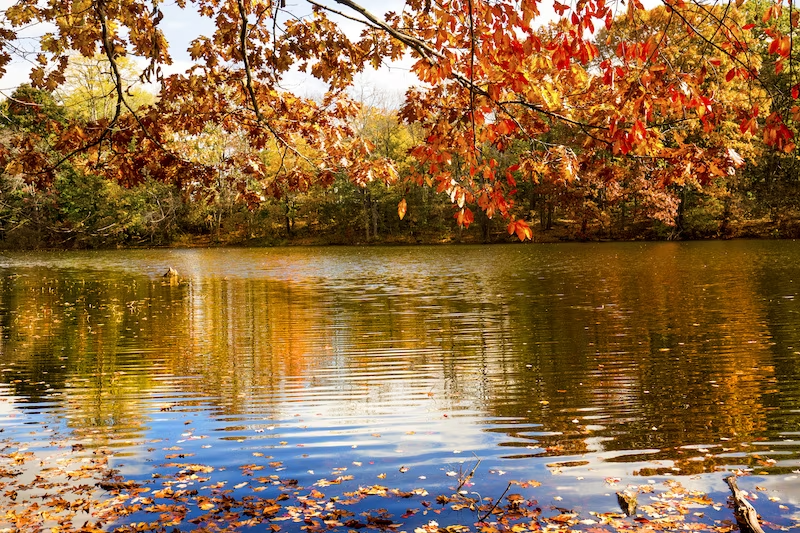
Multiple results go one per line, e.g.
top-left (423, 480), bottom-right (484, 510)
top-left (1, 241), bottom-right (799, 532)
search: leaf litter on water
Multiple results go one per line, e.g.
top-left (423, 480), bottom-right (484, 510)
top-left (0, 431), bottom-right (798, 533)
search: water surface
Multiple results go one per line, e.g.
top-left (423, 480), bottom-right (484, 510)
top-left (1, 242), bottom-right (799, 530)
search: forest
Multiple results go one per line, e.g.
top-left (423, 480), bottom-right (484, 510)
top-left (0, 0), bottom-right (799, 248)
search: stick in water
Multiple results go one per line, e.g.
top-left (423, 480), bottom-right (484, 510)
top-left (725, 475), bottom-right (765, 533)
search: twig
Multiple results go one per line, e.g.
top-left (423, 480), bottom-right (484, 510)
top-left (466, 0), bottom-right (476, 153)
top-left (478, 481), bottom-right (512, 522)
top-left (456, 453), bottom-right (481, 492)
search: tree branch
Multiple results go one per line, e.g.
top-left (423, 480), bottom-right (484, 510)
top-left (237, 0), bottom-right (315, 166)
top-left (328, 0), bottom-right (615, 141)
top-left (237, 0), bottom-right (264, 122)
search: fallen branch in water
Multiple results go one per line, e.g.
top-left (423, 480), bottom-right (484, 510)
top-left (478, 481), bottom-right (513, 522)
top-left (725, 475), bottom-right (765, 533)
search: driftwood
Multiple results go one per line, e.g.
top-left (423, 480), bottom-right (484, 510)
top-left (726, 476), bottom-right (765, 533)
top-left (616, 490), bottom-right (637, 516)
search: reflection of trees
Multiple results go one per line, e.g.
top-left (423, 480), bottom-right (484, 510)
top-left (0, 244), bottom-right (797, 473)
top-left (0, 268), bottom-right (184, 443)
top-left (481, 243), bottom-right (786, 469)
top-left (747, 245), bottom-right (800, 446)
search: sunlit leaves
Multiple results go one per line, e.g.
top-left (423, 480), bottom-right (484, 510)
top-left (0, 0), bottom-right (792, 239)
top-left (507, 219), bottom-right (533, 241)
top-left (764, 112), bottom-right (796, 152)
top-left (398, 198), bottom-right (408, 220)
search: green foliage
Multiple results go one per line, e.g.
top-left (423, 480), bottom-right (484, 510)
top-left (50, 169), bottom-right (185, 247)
top-left (0, 84), bottom-right (67, 134)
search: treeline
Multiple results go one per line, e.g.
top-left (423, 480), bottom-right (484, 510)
top-left (1, 90), bottom-right (798, 249)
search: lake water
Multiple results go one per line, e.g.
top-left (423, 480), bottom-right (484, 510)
top-left (1, 242), bottom-right (799, 532)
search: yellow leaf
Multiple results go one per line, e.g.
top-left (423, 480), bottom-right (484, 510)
top-left (398, 198), bottom-right (407, 220)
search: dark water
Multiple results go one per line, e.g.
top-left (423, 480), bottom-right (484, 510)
top-left (1, 242), bottom-right (799, 531)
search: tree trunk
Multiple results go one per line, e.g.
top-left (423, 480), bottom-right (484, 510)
top-left (362, 189), bottom-right (370, 241)
top-left (372, 194), bottom-right (378, 239)
top-left (673, 186), bottom-right (687, 239)
top-left (479, 210), bottom-right (490, 242)
top-left (284, 199), bottom-right (293, 238)
top-left (719, 195), bottom-right (732, 237)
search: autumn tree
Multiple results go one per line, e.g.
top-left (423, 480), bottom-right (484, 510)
top-left (733, 0), bottom-right (800, 235)
top-left (0, 0), bottom-right (794, 240)
top-left (56, 54), bottom-right (155, 122)
top-left (555, 2), bottom-right (768, 238)
top-left (0, 86), bottom-right (183, 247)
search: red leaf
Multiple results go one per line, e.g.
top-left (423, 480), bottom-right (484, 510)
top-left (515, 220), bottom-right (533, 241)
top-left (455, 207), bottom-right (474, 228)
top-left (769, 37), bottom-right (780, 55)
top-left (553, 1), bottom-right (569, 15)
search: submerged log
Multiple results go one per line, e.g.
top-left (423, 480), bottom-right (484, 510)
top-left (726, 476), bottom-right (765, 533)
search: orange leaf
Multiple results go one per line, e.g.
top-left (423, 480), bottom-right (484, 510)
top-left (554, 1), bottom-right (569, 15)
top-left (508, 220), bottom-right (533, 241)
top-left (455, 207), bottom-right (474, 228)
top-left (398, 198), bottom-right (407, 220)
top-left (779, 35), bottom-right (792, 56)
top-left (515, 220), bottom-right (533, 241)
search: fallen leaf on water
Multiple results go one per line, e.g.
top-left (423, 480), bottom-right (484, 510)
top-left (550, 513), bottom-right (577, 523)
